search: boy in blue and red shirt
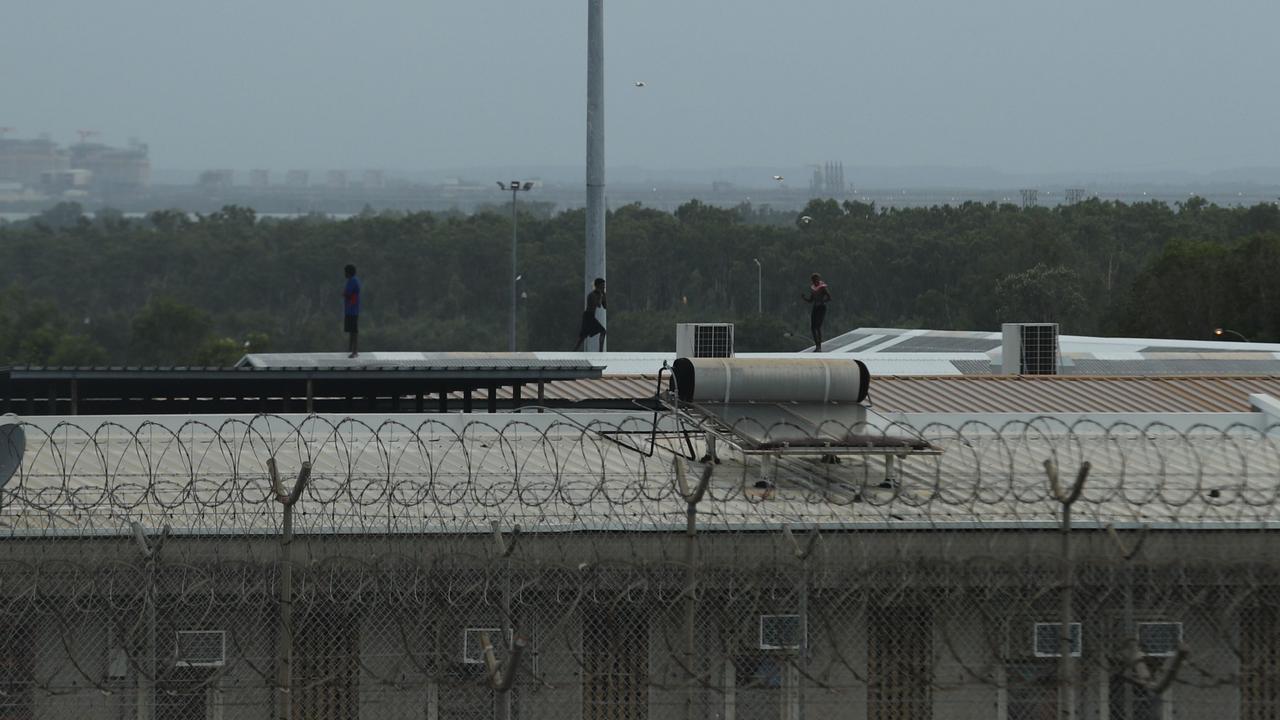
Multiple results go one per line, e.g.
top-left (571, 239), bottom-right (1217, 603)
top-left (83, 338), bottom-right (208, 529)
top-left (343, 264), bottom-right (361, 358)
top-left (802, 273), bottom-right (831, 352)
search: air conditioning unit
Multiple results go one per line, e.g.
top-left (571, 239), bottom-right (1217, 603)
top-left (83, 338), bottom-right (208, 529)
top-left (1033, 622), bottom-right (1081, 657)
top-left (676, 323), bottom-right (734, 359)
top-left (1002, 323), bottom-right (1060, 375)
top-left (175, 630), bottom-right (225, 667)
top-left (1137, 622), bottom-right (1182, 657)
top-left (758, 614), bottom-right (803, 651)
top-left (462, 628), bottom-right (511, 664)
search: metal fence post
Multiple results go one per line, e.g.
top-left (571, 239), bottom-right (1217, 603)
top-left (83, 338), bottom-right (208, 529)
top-left (129, 522), bottom-right (169, 720)
top-left (784, 526), bottom-right (820, 720)
top-left (676, 459), bottom-right (713, 720)
top-left (490, 523), bottom-right (523, 720)
top-left (1046, 459), bottom-right (1089, 720)
top-left (271, 457), bottom-right (311, 720)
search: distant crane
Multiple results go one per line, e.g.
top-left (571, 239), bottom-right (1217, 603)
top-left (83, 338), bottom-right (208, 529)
top-left (76, 129), bottom-right (100, 145)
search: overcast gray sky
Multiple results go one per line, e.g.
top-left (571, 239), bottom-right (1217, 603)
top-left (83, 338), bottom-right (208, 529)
top-left (4, 0), bottom-right (1279, 175)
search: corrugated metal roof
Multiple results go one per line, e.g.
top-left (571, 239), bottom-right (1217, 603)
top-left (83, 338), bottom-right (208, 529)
top-left (236, 352), bottom-right (601, 372)
top-left (540, 374), bottom-right (1280, 414)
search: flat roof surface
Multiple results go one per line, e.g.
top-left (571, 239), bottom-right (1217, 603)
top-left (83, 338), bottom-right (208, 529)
top-left (236, 352), bottom-right (602, 372)
top-left (4, 411), bottom-right (1278, 536)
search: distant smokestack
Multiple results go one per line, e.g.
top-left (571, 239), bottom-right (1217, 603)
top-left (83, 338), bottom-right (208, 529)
top-left (585, 0), bottom-right (606, 351)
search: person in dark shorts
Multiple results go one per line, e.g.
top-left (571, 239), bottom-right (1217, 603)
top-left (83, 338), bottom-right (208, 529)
top-left (573, 278), bottom-right (607, 351)
top-left (342, 264), bottom-right (361, 358)
top-left (802, 273), bottom-right (831, 352)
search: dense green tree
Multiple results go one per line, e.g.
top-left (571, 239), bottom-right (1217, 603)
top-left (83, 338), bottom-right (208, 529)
top-left (130, 297), bottom-right (215, 365)
top-left (994, 263), bottom-right (1087, 327)
top-left (0, 198), bottom-right (1277, 365)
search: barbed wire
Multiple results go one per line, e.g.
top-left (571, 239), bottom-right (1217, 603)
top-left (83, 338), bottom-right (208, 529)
top-left (2, 413), bottom-right (1279, 717)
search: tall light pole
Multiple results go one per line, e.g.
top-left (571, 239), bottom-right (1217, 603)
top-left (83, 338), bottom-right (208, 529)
top-left (585, 0), bottom-right (606, 351)
top-left (498, 180), bottom-right (534, 352)
top-left (753, 258), bottom-right (762, 315)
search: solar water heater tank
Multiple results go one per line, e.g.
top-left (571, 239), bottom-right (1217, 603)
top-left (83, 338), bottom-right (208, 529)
top-left (0, 414), bottom-right (25, 490)
top-left (670, 358), bottom-right (870, 404)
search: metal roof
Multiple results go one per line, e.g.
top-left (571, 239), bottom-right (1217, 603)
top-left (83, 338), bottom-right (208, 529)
top-left (235, 352), bottom-right (601, 373)
top-left (539, 374), bottom-right (1280, 414)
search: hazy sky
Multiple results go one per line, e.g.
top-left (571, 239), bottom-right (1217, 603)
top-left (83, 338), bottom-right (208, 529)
top-left (5, 0), bottom-right (1279, 174)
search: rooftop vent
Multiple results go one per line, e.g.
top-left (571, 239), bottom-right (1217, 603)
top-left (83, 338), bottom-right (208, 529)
top-left (1002, 323), bottom-right (1060, 375)
top-left (676, 323), bottom-right (734, 359)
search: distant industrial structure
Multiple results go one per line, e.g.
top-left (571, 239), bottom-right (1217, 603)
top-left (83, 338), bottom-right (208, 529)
top-left (1020, 188), bottom-right (1039, 208)
top-left (809, 161), bottom-right (847, 197)
top-left (0, 134), bottom-right (149, 197)
top-left (284, 170), bottom-right (310, 188)
top-left (249, 169), bottom-right (270, 189)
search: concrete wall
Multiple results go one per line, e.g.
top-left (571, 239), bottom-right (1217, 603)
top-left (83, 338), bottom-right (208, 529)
top-left (5, 530), bottom-right (1275, 719)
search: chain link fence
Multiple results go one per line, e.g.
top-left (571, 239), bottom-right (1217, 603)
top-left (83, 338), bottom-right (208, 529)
top-left (2, 413), bottom-right (1279, 719)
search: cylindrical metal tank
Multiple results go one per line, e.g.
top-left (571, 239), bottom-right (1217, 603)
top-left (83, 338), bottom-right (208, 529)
top-left (670, 358), bottom-right (870, 404)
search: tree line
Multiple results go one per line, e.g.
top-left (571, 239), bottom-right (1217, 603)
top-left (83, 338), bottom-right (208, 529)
top-left (0, 196), bottom-right (1276, 366)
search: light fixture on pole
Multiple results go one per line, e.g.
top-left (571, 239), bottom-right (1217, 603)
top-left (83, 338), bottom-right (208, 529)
top-left (753, 258), bottom-right (762, 315)
top-left (1214, 328), bottom-right (1250, 342)
top-left (497, 180), bottom-right (535, 352)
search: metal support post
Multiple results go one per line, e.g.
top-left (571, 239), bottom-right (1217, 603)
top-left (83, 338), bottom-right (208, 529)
top-left (490, 523), bottom-right (523, 720)
top-left (1046, 459), bottom-right (1089, 720)
top-left (585, 0), bottom-right (607, 351)
top-left (271, 457), bottom-right (312, 720)
top-left (783, 526), bottom-right (820, 720)
top-left (130, 522), bottom-right (170, 720)
top-left (676, 459), bottom-right (713, 720)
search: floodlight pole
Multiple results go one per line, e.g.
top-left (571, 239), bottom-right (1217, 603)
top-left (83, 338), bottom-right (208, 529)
top-left (753, 258), bottom-right (762, 315)
top-left (585, 0), bottom-right (607, 351)
top-left (499, 181), bottom-right (533, 353)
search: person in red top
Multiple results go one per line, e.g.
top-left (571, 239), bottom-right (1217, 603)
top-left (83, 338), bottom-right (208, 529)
top-left (342, 264), bottom-right (361, 358)
top-left (802, 273), bottom-right (831, 352)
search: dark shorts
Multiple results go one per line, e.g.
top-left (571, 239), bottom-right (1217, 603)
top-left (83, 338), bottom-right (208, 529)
top-left (344, 315), bottom-right (359, 334)
top-left (810, 304), bottom-right (826, 332)
top-left (579, 310), bottom-right (606, 338)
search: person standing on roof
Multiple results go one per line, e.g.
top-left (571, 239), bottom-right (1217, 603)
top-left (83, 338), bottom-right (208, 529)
top-left (573, 278), bottom-right (607, 351)
top-left (802, 273), bottom-right (831, 352)
top-left (342, 264), bottom-right (361, 358)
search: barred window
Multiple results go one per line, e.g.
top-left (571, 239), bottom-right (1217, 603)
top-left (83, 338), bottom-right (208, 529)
top-left (868, 606), bottom-right (932, 720)
top-left (293, 609), bottom-right (360, 720)
top-left (0, 620), bottom-right (34, 720)
top-left (582, 607), bottom-right (648, 720)
top-left (1006, 661), bottom-right (1056, 720)
top-left (1242, 606), bottom-right (1280, 720)
top-left (1108, 673), bottom-right (1162, 720)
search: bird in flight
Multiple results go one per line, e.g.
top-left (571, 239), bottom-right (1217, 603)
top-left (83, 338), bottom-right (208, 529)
top-left (773, 175), bottom-right (785, 182)
top-left (634, 81), bottom-right (646, 87)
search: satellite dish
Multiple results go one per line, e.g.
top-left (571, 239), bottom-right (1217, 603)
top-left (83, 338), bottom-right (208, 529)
top-left (0, 416), bottom-right (25, 490)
